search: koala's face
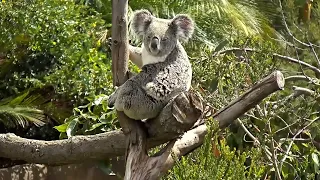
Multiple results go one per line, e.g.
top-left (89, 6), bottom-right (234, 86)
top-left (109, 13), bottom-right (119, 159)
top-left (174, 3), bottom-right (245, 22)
top-left (131, 10), bottom-right (194, 57)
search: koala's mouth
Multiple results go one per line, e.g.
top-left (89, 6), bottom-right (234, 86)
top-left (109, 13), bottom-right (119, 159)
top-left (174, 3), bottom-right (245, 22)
top-left (149, 46), bottom-right (160, 55)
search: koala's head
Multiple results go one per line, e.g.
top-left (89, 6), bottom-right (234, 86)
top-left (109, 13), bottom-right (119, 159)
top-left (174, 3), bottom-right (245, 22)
top-left (131, 10), bottom-right (194, 57)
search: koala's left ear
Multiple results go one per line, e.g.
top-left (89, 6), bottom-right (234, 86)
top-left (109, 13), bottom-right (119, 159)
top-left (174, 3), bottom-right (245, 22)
top-left (171, 14), bottom-right (195, 41)
top-left (131, 9), bottom-right (152, 37)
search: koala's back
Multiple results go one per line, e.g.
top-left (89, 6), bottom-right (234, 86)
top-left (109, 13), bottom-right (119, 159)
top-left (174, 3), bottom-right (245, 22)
top-left (114, 43), bottom-right (192, 120)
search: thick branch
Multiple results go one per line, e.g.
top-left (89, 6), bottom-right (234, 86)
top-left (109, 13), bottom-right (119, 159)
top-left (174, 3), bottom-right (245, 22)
top-left (214, 71), bottom-right (285, 128)
top-left (0, 71), bottom-right (285, 166)
top-left (0, 131), bottom-right (126, 165)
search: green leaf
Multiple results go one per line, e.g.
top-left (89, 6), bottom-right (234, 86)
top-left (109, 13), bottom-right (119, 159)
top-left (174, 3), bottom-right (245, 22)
top-left (85, 122), bottom-right (106, 132)
top-left (312, 153), bottom-right (320, 173)
top-left (66, 118), bottom-right (79, 138)
top-left (7, 91), bottom-right (29, 106)
top-left (54, 123), bottom-right (68, 133)
top-left (312, 153), bottom-right (319, 166)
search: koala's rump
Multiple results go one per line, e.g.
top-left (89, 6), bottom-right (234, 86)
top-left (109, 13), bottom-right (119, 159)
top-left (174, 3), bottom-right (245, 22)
top-left (114, 79), bottom-right (166, 120)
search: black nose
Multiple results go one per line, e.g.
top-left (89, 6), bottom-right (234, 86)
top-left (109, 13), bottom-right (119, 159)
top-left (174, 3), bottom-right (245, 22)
top-left (150, 37), bottom-right (159, 49)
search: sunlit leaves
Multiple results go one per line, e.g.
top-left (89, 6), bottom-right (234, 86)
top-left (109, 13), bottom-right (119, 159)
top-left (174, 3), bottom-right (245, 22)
top-left (54, 94), bottom-right (118, 138)
top-left (0, 0), bottom-right (112, 104)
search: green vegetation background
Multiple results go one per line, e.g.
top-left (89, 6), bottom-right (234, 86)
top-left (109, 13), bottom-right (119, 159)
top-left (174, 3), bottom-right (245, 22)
top-left (0, 0), bottom-right (319, 179)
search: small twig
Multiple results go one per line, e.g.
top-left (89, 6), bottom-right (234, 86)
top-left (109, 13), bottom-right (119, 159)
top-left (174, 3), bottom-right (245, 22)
top-left (212, 47), bottom-right (256, 58)
top-left (292, 86), bottom-right (315, 97)
top-left (237, 119), bottom-right (260, 146)
top-left (211, 47), bottom-right (320, 78)
top-left (309, 42), bottom-right (320, 67)
top-left (274, 115), bottom-right (294, 135)
top-left (280, 117), bottom-right (320, 169)
top-left (278, 0), bottom-right (314, 49)
top-left (273, 53), bottom-right (320, 76)
top-left (285, 75), bottom-right (319, 85)
top-left (267, 120), bottom-right (282, 180)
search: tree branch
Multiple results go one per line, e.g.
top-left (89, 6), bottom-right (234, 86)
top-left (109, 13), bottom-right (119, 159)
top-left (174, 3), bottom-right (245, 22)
top-left (273, 53), bottom-right (320, 76)
top-left (211, 47), bottom-right (320, 77)
top-left (0, 71), bottom-right (285, 168)
top-left (213, 71), bottom-right (285, 128)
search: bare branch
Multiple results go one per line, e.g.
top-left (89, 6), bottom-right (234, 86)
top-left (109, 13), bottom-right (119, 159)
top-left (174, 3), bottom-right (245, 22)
top-left (237, 119), bottom-right (260, 146)
top-left (0, 131), bottom-right (126, 165)
top-left (267, 121), bottom-right (282, 180)
top-left (111, 0), bottom-right (129, 86)
top-left (277, 0), bottom-right (320, 67)
top-left (211, 47), bottom-right (320, 78)
top-left (292, 86), bottom-right (315, 96)
top-left (285, 75), bottom-right (318, 84)
top-left (273, 53), bottom-right (320, 76)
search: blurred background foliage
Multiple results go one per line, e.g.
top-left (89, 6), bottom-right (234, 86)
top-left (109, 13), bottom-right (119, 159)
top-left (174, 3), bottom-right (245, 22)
top-left (1, 0), bottom-right (320, 179)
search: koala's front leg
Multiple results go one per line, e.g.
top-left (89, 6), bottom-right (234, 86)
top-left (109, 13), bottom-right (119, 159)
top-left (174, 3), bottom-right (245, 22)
top-left (107, 86), bottom-right (120, 108)
top-left (129, 44), bottom-right (143, 68)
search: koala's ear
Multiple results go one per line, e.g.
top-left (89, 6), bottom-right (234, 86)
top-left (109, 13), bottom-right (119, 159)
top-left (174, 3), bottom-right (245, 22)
top-left (171, 14), bottom-right (194, 41)
top-left (131, 9), bottom-right (152, 36)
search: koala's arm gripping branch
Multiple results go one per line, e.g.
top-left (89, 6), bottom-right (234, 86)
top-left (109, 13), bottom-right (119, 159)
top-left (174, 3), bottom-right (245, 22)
top-left (129, 45), bottom-right (143, 68)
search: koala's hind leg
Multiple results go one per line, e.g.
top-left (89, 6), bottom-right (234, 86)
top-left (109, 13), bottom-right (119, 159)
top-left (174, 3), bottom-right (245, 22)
top-left (129, 45), bottom-right (143, 68)
top-left (114, 80), bottom-right (164, 120)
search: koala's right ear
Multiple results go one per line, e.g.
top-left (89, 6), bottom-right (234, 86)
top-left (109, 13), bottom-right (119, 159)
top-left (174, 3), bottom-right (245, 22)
top-left (131, 10), bottom-right (152, 37)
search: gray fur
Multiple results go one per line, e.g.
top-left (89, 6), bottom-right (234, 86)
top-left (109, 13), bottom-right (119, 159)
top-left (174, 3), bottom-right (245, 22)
top-left (108, 9), bottom-right (194, 120)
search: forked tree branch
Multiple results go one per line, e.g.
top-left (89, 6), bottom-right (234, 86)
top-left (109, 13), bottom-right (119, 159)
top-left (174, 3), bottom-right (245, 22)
top-left (0, 71), bottom-right (285, 167)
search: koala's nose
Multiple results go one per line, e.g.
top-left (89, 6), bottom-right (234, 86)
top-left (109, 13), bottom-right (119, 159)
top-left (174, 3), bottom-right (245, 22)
top-left (150, 37), bottom-right (159, 49)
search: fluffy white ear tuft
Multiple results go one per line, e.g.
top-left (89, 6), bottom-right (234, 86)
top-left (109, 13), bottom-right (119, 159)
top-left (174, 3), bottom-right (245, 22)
top-left (130, 9), bottom-right (152, 37)
top-left (171, 14), bottom-right (194, 41)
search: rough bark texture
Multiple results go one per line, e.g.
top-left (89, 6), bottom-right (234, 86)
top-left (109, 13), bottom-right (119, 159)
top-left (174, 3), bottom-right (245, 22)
top-left (111, 0), bottom-right (129, 87)
top-left (0, 131), bottom-right (126, 164)
top-left (146, 91), bottom-right (204, 141)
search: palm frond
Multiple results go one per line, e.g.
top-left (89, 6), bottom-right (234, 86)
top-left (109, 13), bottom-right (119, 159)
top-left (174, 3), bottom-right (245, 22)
top-left (128, 0), bottom-right (281, 47)
top-left (0, 91), bottom-right (47, 128)
top-left (0, 105), bottom-right (45, 127)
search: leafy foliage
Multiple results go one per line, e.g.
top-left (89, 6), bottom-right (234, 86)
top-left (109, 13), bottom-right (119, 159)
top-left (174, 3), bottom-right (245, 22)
top-left (1, 0), bottom-right (320, 179)
top-left (165, 121), bottom-right (266, 180)
top-left (0, 0), bottom-right (113, 104)
top-left (54, 94), bottom-right (119, 139)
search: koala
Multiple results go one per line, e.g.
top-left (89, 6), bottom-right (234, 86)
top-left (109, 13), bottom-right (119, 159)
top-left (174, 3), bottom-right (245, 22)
top-left (108, 9), bottom-right (194, 120)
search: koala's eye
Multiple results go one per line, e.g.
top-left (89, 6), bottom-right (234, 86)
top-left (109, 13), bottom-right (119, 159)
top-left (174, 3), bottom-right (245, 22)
top-left (162, 37), bottom-right (168, 41)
